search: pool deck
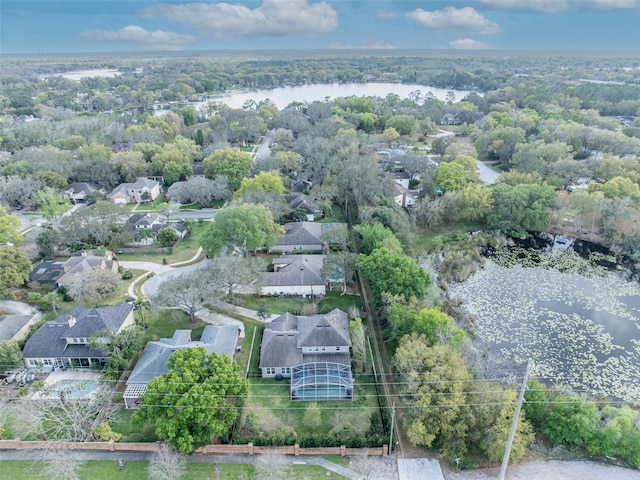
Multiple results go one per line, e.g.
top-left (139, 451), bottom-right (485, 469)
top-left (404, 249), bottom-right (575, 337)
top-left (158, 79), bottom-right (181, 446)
top-left (31, 370), bottom-right (102, 400)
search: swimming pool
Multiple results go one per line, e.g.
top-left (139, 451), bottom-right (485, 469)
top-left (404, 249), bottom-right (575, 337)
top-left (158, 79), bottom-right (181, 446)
top-left (42, 379), bottom-right (98, 398)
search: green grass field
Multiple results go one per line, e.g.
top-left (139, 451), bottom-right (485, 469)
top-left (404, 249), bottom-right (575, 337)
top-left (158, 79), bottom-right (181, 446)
top-left (2, 460), bottom-right (346, 480)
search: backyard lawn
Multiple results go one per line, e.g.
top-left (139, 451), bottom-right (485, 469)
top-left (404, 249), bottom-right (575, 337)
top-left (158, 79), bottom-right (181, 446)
top-left (2, 460), bottom-right (346, 480)
top-left (239, 291), bottom-right (361, 316)
top-left (141, 309), bottom-right (207, 344)
top-left (241, 371), bottom-right (380, 443)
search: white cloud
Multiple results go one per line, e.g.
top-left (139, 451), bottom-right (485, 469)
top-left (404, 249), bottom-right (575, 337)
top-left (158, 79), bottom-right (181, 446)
top-left (139, 0), bottom-right (338, 38)
top-left (480, 0), bottom-right (571, 13)
top-left (79, 26), bottom-right (195, 51)
top-left (586, 0), bottom-right (640, 9)
top-left (450, 38), bottom-right (491, 50)
top-left (375, 9), bottom-right (396, 20)
top-left (481, 0), bottom-right (640, 12)
top-left (407, 6), bottom-right (500, 35)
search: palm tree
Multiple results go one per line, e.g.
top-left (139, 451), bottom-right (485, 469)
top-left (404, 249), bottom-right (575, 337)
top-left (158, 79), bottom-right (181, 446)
top-left (132, 297), bottom-right (150, 328)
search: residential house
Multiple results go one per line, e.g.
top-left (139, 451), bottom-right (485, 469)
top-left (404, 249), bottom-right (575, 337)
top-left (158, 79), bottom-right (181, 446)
top-left (123, 325), bottom-right (240, 409)
top-left (269, 221), bottom-right (346, 253)
top-left (30, 260), bottom-right (65, 285)
top-left (440, 113), bottom-right (461, 125)
top-left (56, 252), bottom-right (119, 290)
top-left (394, 171), bottom-right (411, 189)
top-left (126, 213), bottom-right (167, 231)
top-left (259, 308), bottom-right (352, 401)
top-left (0, 305), bottom-right (40, 342)
top-left (284, 192), bottom-right (323, 221)
top-left (260, 254), bottom-right (326, 297)
top-left (63, 182), bottom-right (103, 204)
top-left (108, 178), bottom-right (161, 204)
top-left (290, 179), bottom-right (313, 193)
top-left (393, 183), bottom-right (418, 209)
top-left (22, 302), bottom-right (134, 369)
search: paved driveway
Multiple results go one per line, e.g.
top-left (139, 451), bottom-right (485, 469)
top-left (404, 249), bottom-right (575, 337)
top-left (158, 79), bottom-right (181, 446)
top-left (140, 259), bottom-right (210, 298)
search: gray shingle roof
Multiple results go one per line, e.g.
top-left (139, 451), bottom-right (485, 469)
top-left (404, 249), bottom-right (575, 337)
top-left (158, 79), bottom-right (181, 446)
top-left (126, 325), bottom-right (238, 386)
top-left (30, 260), bottom-right (65, 283)
top-left (23, 302), bottom-right (133, 359)
top-left (261, 255), bottom-right (324, 287)
top-left (258, 309), bottom-right (350, 369)
top-left (0, 314), bottom-right (36, 341)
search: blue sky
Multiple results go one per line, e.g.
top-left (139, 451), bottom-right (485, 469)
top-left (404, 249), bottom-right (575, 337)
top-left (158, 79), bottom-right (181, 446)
top-left (2, 0), bottom-right (640, 54)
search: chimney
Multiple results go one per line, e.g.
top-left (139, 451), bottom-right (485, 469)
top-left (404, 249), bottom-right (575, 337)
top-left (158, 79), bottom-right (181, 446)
top-left (67, 316), bottom-right (76, 328)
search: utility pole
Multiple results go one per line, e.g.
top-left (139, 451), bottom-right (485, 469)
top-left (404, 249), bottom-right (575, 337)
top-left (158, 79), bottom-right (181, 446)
top-left (388, 401), bottom-right (396, 456)
top-left (499, 360), bottom-right (532, 480)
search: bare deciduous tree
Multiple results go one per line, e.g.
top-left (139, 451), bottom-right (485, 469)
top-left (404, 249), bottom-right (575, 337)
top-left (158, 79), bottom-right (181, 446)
top-left (208, 255), bottom-right (265, 300)
top-left (253, 451), bottom-right (291, 480)
top-left (147, 443), bottom-right (187, 480)
top-left (349, 454), bottom-right (395, 480)
top-left (152, 268), bottom-right (221, 322)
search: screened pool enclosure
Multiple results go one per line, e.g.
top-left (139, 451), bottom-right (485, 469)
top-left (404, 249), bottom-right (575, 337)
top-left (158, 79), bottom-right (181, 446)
top-left (290, 362), bottom-right (353, 401)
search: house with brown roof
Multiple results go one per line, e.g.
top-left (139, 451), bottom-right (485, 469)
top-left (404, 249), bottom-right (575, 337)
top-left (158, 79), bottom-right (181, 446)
top-left (269, 222), bottom-right (346, 253)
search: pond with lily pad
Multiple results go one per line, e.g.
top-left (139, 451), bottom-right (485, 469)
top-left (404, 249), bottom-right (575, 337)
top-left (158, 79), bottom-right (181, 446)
top-left (448, 242), bottom-right (640, 402)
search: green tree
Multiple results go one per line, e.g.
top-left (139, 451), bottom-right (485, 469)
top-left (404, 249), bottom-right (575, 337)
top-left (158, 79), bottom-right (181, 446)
top-left (0, 340), bottom-right (23, 369)
top-left (235, 170), bottom-right (285, 197)
top-left (134, 347), bottom-right (249, 453)
top-left (523, 378), bottom-right (549, 429)
top-left (203, 148), bottom-right (253, 192)
top-left (435, 162), bottom-right (469, 192)
top-left (178, 106), bottom-right (197, 126)
top-left (395, 336), bottom-right (474, 459)
top-left (0, 246), bottom-right (31, 298)
top-left (482, 390), bottom-right (534, 463)
top-left (353, 223), bottom-right (401, 256)
top-left (162, 161), bottom-right (192, 185)
top-left (203, 203), bottom-right (284, 257)
top-left (460, 184), bottom-right (493, 221)
top-left (32, 170), bottom-right (67, 189)
top-left (382, 127), bottom-right (400, 147)
top-left (358, 112), bottom-right (377, 133)
top-left (543, 396), bottom-right (599, 447)
top-left (208, 255), bottom-right (265, 300)
top-left (385, 115), bottom-right (416, 136)
top-left (356, 248), bottom-right (430, 302)
top-left (156, 227), bottom-right (180, 247)
top-left (0, 206), bottom-right (22, 245)
top-left (33, 187), bottom-right (71, 220)
top-left (89, 325), bottom-right (144, 380)
top-left (387, 303), bottom-right (464, 350)
top-left (487, 182), bottom-right (555, 237)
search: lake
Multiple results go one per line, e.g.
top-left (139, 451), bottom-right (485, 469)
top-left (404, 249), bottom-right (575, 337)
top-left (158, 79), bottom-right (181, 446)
top-left (448, 244), bottom-right (640, 401)
top-left (154, 82), bottom-right (474, 114)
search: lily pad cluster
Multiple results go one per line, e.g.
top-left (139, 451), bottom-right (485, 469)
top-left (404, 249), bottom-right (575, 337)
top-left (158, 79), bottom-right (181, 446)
top-left (449, 253), bottom-right (640, 402)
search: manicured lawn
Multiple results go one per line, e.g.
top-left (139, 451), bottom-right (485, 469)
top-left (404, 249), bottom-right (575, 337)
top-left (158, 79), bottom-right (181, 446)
top-left (235, 320), bottom-right (264, 377)
top-left (141, 309), bottom-right (207, 344)
top-left (239, 292), bottom-right (361, 316)
top-left (114, 222), bottom-right (208, 264)
top-left (317, 291), bottom-right (362, 313)
top-left (2, 460), bottom-right (346, 479)
top-left (110, 409), bottom-right (159, 443)
top-left (239, 295), bottom-right (311, 315)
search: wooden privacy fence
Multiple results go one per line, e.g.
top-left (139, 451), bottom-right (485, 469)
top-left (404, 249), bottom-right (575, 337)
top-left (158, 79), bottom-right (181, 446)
top-left (0, 440), bottom-right (387, 457)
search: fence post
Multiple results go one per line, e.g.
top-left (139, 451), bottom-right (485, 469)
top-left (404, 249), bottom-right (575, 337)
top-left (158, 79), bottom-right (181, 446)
top-left (248, 442), bottom-right (254, 455)
top-left (340, 445), bottom-right (346, 457)
top-left (109, 439), bottom-right (115, 452)
top-left (294, 443), bottom-right (300, 456)
top-left (382, 445), bottom-right (388, 456)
